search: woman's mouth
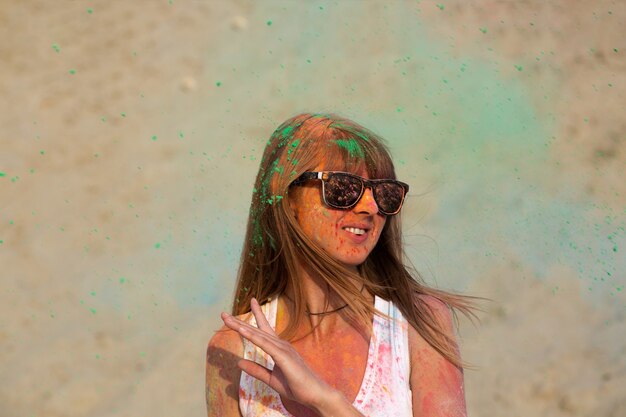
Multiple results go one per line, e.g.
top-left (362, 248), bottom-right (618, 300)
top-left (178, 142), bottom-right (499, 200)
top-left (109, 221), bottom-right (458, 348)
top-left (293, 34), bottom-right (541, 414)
top-left (344, 227), bottom-right (366, 236)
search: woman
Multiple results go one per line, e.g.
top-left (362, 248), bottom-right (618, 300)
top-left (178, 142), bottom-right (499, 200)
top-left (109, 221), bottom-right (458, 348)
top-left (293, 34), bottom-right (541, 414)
top-left (206, 113), bottom-right (475, 416)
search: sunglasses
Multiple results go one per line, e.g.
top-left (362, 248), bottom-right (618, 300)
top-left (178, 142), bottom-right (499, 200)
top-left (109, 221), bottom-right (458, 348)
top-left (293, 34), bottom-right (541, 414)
top-left (291, 171), bottom-right (409, 215)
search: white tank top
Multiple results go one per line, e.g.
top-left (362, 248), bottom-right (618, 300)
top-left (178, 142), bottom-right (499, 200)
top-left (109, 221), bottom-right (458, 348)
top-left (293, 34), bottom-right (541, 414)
top-left (239, 296), bottom-right (413, 417)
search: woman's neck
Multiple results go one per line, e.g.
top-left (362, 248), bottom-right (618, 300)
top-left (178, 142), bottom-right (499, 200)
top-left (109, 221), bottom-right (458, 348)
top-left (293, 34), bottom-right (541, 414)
top-left (281, 266), bottom-right (364, 338)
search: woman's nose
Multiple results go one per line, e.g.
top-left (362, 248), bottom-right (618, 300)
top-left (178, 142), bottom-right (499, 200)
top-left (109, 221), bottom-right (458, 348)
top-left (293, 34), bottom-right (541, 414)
top-left (353, 187), bottom-right (379, 214)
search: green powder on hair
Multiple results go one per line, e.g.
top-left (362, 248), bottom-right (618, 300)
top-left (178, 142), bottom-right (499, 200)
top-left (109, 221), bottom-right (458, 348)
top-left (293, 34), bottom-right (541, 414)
top-left (281, 125), bottom-right (294, 139)
top-left (335, 138), bottom-right (365, 159)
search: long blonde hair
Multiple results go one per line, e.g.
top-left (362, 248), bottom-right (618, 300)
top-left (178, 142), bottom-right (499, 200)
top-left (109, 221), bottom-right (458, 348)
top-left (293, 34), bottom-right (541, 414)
top-left (232, 113), bottom-right (476, 368)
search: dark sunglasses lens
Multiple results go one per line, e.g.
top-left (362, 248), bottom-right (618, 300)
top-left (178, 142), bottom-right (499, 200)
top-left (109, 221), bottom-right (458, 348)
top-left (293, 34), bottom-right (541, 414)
top-left (325, 174), bottom-right (362, 207)
top-left (374, 182), bottom-right (405, 214)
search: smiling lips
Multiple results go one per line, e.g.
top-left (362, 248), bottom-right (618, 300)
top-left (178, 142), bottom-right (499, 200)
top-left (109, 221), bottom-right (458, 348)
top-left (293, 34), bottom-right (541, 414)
top-left (341, 223), bottom-right (373, 244)
top-left (344, 227), bottom-right (366, 236)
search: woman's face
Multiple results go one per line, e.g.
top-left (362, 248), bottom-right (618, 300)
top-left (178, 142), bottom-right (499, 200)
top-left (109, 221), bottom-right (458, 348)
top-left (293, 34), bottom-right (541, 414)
top-left (288, 165), bottom-right (387, 269)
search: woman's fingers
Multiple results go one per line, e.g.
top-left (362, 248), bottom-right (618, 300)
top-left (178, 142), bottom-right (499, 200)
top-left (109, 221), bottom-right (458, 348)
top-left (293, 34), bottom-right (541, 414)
top-left (250, 298), bottom-right (275, 333)
top-left (238, 323), bottom-right (289, 359)
top-left (221, 312), bottom-right (285, 358)
top-left (238, 358), bottom-right (272, 386)
top-left (220, 302), bottom-right (333, 410)
top-left (238, 359), bottom-right (292, 399)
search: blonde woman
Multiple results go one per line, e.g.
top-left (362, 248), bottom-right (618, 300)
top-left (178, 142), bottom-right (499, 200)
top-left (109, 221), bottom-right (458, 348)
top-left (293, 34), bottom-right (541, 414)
top-left (206, 113), bottom-right (475, 416)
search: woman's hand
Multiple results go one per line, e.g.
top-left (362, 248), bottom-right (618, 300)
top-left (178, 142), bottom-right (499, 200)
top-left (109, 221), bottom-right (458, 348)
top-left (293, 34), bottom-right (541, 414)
top-left (221, 298), bottom-right (353, 416)
top-left (221, 298), bottom-right (333, 413)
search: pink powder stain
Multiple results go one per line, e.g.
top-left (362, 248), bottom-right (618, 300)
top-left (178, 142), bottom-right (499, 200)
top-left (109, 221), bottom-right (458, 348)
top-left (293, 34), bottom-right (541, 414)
top-left (421, 391), bottom-right (435, 415)
top-left (378, 340), bottom-right (392, 355)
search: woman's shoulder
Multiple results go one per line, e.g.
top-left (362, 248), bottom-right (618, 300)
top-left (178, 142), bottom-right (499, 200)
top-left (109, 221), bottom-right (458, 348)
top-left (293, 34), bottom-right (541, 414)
top-left (407, 294), bottom-right (456, 345)
top-left (208, 325), bottom-right (241, 354)
top-left (415, 294), bottom-right (453, 322)
top-left (206, 318), bottom-right (250, 417)
top-left (406, 294), bottom-right (466, 415)
top-left (207, 312), bottom-right (253, 354)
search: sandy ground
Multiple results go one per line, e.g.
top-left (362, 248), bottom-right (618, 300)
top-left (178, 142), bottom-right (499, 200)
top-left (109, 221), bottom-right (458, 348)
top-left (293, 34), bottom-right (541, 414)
top-left (1, 1), bottom-right (624, 416)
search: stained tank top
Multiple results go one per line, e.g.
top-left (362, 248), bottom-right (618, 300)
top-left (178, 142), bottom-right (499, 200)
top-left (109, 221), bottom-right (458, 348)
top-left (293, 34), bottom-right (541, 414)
top-left (239, 296), bottom-right (413, 417)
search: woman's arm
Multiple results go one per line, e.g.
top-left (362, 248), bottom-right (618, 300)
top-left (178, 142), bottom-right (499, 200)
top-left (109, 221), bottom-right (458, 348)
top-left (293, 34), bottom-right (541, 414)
top-left (409, 296), bottom-right (467, 417)
top-left (221, 298), bottom-right (366, 417)
top-left (206, 325), bottom-right (244, 417)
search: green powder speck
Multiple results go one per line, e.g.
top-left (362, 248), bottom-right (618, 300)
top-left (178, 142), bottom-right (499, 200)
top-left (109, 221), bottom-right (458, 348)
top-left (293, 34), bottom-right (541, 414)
top-left (151, 135), bottom-right (157, 141)
top-left (121, 113), bottom-right (126, 118)
top-left (0, 172), bottom-right (5, 177)
top-left (39, 150), bottom-right (45, 155)
top-left (335, 138), bottom-right (365, 159)
top-left (69, 69), bottom-right (76, 75)
top-left (178, 131), bottom-right (184, 139)
top-left (119, 277), bottom-right (126, 284)
top-left (90, 308), bottom-right (97, 314)
top-left (216, 81), bottom-right (222, 87)
top-left (266, 20), bottom-right (272, 26)
top-left (52, 43), bottom-right (61, 53)
top-left (515, 65), bottom-right (523, 71)
top-left (87, 8), bottom-right (93, 14)
top-left (479, 27), bottom-right (487, 34)
top-left (281, 126), bottom-right (294, 139)
top-left (154, 242), bottom-right (161, 249)
top-left (437, 4), bottom-right (445, 10)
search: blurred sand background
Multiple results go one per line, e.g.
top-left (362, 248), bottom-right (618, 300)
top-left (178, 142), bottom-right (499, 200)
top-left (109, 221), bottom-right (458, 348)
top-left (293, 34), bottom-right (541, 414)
top-left (1, 1), bottom-right (625, 416)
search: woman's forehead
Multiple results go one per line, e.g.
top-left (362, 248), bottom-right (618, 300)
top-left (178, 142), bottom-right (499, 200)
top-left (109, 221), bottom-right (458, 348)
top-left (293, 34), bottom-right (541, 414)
top-left (312, 161), bottom-right (371, 178)
top-left (302, 136), bottom-right (393, 179)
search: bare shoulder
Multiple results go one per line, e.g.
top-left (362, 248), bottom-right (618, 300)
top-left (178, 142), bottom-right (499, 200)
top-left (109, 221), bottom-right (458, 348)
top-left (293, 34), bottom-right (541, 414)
top-left (408, 295), bottom-right (466, 416)
top-left (407, 294), bottom-right (458, 374)
top-left (205, 322), bottom-right (245, 417)
top-left (208, 324), bottom-right (244, 359)
top-left (414, 294), bottom-right (455, 332)
top-left (207, 312), bottom-right (251, 354)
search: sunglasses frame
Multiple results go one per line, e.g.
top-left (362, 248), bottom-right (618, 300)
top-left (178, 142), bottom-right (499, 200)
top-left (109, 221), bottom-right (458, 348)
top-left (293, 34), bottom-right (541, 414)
top-left (291, 171), bottom-right (409, 215)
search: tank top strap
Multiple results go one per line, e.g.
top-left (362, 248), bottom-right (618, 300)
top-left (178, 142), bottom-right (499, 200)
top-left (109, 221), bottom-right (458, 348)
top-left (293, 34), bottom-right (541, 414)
top-left (379, 297), bottom-right (411, 382)
top-left (239, 297), bottom-right (285, 416)
top-left (353, 296), bottom-right (412, 416)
